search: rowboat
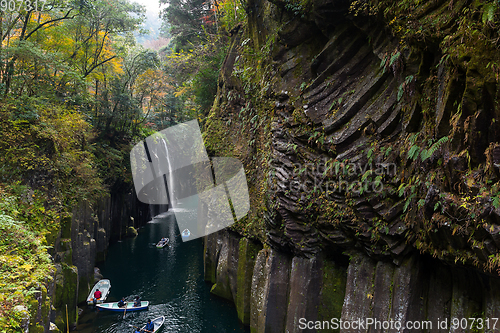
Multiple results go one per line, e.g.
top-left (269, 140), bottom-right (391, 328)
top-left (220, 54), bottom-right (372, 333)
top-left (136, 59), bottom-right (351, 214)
top-left (156, 238), bottom-right (169, 248)
top-left (86, 279), bottom-right (111, 305)
top-left (140, 316), bottom-right (165, 332)
top-left (96, 301), bottom-right (149, 312)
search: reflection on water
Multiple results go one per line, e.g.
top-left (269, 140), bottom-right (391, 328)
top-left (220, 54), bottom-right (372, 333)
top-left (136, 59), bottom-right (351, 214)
top-left (75, 210), bottom-right (248, 333)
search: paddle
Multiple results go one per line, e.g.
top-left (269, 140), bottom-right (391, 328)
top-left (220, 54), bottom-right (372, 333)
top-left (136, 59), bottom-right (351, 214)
top-left (123, 302), bottom-right (128, 319)
top-left (128, 324), bottom-right (153, 333)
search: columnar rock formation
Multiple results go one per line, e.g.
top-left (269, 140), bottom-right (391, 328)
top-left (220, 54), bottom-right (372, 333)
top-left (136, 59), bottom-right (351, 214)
top-left (206, 230), bottom-right (500, 332)
top-left (204, 0), bottom-right (500, 331)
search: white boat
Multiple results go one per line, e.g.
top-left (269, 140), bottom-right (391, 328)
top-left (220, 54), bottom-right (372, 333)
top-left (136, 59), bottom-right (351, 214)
top-left (140, 316), bottom-right (165, 332)
top-left (181, 229), bottom-right (190, 239)
top-left (96, 301), bottom-right (149, 312)
top-left (156, 238), bottom-right (169, 248)
top-left (86, 279), bottom-right (111, 305)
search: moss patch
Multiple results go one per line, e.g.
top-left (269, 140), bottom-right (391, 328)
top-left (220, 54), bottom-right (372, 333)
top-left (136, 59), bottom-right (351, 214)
top-left (54, 263), bottom-right (78, 330)
top-left (236, 238), bottom-right (263, 324)
top-left (317, 259), bottom-right (347, 331)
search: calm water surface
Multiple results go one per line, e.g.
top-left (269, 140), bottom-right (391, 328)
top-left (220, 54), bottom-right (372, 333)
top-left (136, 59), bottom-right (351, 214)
top-left (75, 209), bottom-right (249, 333)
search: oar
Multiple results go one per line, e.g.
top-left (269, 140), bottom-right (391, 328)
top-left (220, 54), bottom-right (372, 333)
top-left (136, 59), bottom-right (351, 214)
top-left (123, 302), bottom-right (128, 319)
top-left (128, 324), bottom-right (153, 333)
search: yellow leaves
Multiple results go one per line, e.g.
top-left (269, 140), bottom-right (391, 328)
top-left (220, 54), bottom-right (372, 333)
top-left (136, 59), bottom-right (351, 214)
top-left (109, 57), bottom-right (124, 75)
top-left (174, 86), bottom-right (190, 98)
top-left (135, 68), bottom-right (174, 116)
top-left (20, 264), bottom-right (33, 272)
top-left (451, 225), bottom-right (461, 236)
top-left (32, 12), bottom-right (52, 22)
top-left (136, 68), bottom-right (172, 94)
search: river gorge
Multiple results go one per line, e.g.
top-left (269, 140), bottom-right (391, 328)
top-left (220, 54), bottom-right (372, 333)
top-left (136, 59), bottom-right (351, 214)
top-left (6, 0), bottom-right (500, 332)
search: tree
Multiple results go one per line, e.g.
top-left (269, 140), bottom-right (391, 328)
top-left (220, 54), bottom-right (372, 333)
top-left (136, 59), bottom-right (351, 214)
top-left (68, 0), bottom-right (145, 78)
top-left (159, 0), bottom-right (216, 51)
top-left (0, 0), bottom-right (145, 99)
top-left (0, 0), bottom-right (79, 97)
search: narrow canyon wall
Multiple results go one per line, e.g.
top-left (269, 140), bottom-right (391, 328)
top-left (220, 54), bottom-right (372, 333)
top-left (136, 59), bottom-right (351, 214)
top-left (205, 0), bottom-right (500, 271)
top-left (202, 0), bottom-right (500, 331)
top-left (46, 190), bottom-right (153, 330)
top-left (205, 230), bottom-right (500, 333)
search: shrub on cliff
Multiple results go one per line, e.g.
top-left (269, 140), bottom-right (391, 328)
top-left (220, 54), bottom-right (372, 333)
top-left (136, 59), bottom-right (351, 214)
top-left (0, 190), bottom-right (54, 332)
top-left (0, 98), bottom-right (104, 207)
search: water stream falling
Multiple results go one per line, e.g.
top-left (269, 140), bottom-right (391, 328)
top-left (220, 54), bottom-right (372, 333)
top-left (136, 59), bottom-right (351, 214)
top-left (161, 138), bottom-right (177, 210)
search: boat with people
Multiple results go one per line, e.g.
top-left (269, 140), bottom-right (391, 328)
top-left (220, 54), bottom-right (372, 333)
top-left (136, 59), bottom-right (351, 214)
top-left (156, 237), bottom-right (169, 248)
top-left (96, 301), bottom-right (149, 312)
top-left (86, 279), bottom-right (111, 305)
top-left (138, 316), bottom-right (165, 332)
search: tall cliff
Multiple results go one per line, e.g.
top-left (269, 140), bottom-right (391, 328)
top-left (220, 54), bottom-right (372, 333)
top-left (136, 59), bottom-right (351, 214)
top-left (203, 0), bottom-right (500, 331)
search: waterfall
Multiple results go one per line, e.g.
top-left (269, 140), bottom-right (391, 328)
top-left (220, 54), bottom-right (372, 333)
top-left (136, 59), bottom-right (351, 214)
top-left (161, 138), bottom-right (177, 210)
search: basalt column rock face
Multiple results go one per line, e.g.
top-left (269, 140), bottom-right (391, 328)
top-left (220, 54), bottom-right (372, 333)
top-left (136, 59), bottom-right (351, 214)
top-left (205, 231), bottom-right (347, 332)
top-left (206, 0), bottom-right (500, 273)
top-left (204, 0), bottom-right (500, 331)
top-left (70, 201), bottom-right (97, 304)
top-left (51, 189), bottom-right (152, 328)
top-left (205, 231), bottom-right (500, 333)
top-left (67, 191), bottom-right (151, 304)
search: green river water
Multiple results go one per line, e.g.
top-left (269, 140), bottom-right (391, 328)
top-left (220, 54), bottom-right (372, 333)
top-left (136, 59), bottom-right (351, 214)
top-left (74, 209), bottom-right (249, 333)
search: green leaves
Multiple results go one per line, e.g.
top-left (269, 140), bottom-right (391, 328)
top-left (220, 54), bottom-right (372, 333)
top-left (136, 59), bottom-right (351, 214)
top-left (420, 136), bottom-right (448, 162)
top-left (493, 196), bottom-right (500, 209)
top-left (482, 3), bottom-right (497, 24)
top-left (0, 208), bottom-right (54, 332)
top-left (397, 75), bottom-right (414, 101)
top-left (407, 145), bottom-right (420, 160)
top-left (407, 136), bottom-right (448, 162)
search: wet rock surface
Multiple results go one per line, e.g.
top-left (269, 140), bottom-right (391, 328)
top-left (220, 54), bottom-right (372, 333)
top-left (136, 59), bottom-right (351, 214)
top-left (203, 0), bottom-right (500, 331)
top-left (206, 231), bottom-right (500, 332)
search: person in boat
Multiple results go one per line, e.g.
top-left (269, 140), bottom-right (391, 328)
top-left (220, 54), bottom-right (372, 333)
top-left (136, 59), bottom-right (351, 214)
top-left (133, 296), bottom-right (141, 307)
top-left (145, 319), bottom-right (154, 332)
top-left (93, 289), bottom-right (102, 305)
top-left (117, 297), bottom-right (126, 307)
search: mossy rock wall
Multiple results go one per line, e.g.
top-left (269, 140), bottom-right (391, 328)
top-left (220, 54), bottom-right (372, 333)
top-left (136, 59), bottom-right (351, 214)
top-left (26, 269), bottom-right (56, 333)
top-left (207, 0), bottom-right (500, 275)
top-left (202, 0), bottom-right (500, 329)
top-left (236, 237), bottom-right (262, 325)
top-left (53, 263), bottom-right (78, 331)
top-left (210, 231), bottom-right (233, 300)
top-left (205, 230), bottom-right (500, 332)
top-left (49, 191), bottom-right (152, 326)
